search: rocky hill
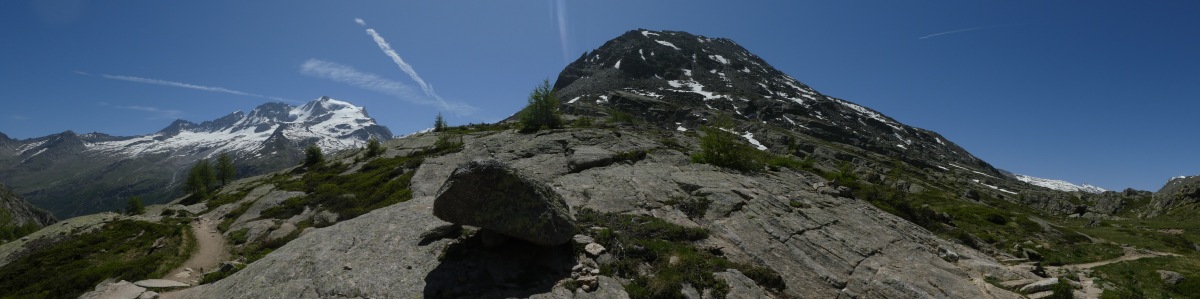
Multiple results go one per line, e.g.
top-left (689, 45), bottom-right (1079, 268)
top-left (1145, 175), bottom-right (1200, 217)
top-left (0, 97), bottom-right (392, 218)
top-left (0, 182), bottom-right (55, 242)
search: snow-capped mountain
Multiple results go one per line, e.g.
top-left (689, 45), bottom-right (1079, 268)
top-left (1013, 174), bottom-right (1107, 194)
top-left (0, 97), bottom-right (391, 217)
top-left (553, 29), bottom-right (999, 175)
top-left (87, 97), bottom-right (390, 159)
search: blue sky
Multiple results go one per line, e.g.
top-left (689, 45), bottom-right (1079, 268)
top-left (1, 1), bottom-right (1197, 191)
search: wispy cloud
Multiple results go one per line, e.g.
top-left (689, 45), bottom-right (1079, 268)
top-left (918, 23), bottom-right (1028, 40)
top-left (98, 102), bottom-right (182, 119)
top-left (299, 59), bottom-right (476, 114)
top-left (121, 105), bottom-right (182, 119)
top-left (93, 73), bottom-right (296, 102)
top-left (8, 115), bottom-right (30, 121)
top-left (354, 18), bottom-right (365, 26)
top-left (551, 0), bottom-right (569, 63)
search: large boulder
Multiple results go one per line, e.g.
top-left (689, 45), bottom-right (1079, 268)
top-left (433, 160), bottom-right (576, 246)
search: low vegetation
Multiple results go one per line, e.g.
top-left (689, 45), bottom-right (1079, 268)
top-left (0, 220), bottom-right (188, 299)
top-left (259, 137), bottom-right (463, 221)
top-left (692, 117), bottom-right (764, 172)
top-left (575, 209), bottom-right (786, 298)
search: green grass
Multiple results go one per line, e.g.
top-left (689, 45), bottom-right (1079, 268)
top-left (575, 209), bottom-right (785, 298)
top-left (1093, 256), bottom-right (1200, 299)
top-left (0, 220), bottom-right (187, 299)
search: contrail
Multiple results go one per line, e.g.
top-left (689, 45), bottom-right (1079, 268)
top-left (355, 18), bottom-right (434, 98)
top-left (300, 59), bottom-right (476, 115)
top-left (97, 74), bottom-right (295, 102)
top-left (918, 23), bottom-right (1029, 40)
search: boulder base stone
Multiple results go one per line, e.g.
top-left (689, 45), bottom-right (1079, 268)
top-left (433, 160), bottom-right (575, 246)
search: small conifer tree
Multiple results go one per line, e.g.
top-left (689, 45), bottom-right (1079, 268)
top-left (434, 113), bottom-right (447, 132)
top-left (304, 144), bottom-right (324, 167)
top-left (216, 152), bottom-right (237, 186)
top-left (125, 196), bottom-right (144, 215)
top-left (365, 138), bottom-right (384, 158)
top-left (518, 79), bottom-right (563, 133)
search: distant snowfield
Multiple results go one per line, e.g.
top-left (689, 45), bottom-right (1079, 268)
top-left (1014, 174), bottom-right (1107, 193)
top-left (83, 98), bottom-right (382, 159)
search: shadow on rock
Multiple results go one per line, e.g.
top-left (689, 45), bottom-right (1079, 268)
top-left (423, 229), bottom-right (576, 298)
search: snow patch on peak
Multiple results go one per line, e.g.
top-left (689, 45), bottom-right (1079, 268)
top-left (655, 40), bottom-right (680, 50)
top-left (1014, 174), bottom-right (1107, 194)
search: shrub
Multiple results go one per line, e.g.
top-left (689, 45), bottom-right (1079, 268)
top-left (125, 196), bottom-right (145, 215)
top-left (692, 117), bottom-right (763, 172)
top-left (304, 144), bottom-right (324, 167)
top-left (517, 79), bottom-right (563, 133)
top-left (1047, 278), bottom-right (1075, 299)
top-left (365, 138), bottom-right (384, 158)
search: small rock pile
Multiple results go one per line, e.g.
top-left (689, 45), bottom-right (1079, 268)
top-left (568, 234), bottom-right (607, 292)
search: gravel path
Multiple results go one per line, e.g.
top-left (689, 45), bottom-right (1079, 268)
top-left (163, 218), bottom-right (229, 285)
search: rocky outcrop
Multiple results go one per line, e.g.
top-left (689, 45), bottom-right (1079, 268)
top-left (433, 160), bottom-right (576, 246)
top-left (176, 128), bottom-right (1025, 298)
top-left (1146, 175), bottom-right (1200, 217)
top-left (1158, 270), bottom-right (1185, 286)
top-left (0, 182), bottom-right (56, 234)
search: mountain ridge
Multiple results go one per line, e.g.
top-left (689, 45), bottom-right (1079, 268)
top-left (0, 97), bottom-right (392, 217)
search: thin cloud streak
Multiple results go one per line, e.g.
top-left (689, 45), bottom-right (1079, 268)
top-left (918, 23), bottom-right (1028, 40)
top-left (553, 0), bottom-right (569, 64)
top-left (299, 59), bottom-right (476, 115)
top-left (121, 105), bottom-right (182, 119)
top-left (96, 74), bottom-right (296, 102)
top-left (97, 102), bottom-right (182, 119)
top-left (355, 18), bottom-right (434, 98)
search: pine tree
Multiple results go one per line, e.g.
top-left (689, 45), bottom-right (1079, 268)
top-left (365, 138), bottom-right (384, 158)
top-left (304, 144), bottom-right (324, 167)
top-left (125, 196), bottom-right (144, 215)
top-left (518, 79), bottom-right (563, 133)
top-left (434, 113), bottom-right (447, 132)
top-left (186, 159), bottom-right (216, 198)
top-left (216, 153), bottom-right (236, 186)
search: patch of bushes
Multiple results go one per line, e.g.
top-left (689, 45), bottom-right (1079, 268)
top-left (575, 209), bottom-right (787, 297)
top-left (261, 152), bottom-right (426, 221)
top-left (606, 108), bottom-right (637, 125)
top-left (0, 220), bottom-right (185, 298)
top-left (691, 117), bottom-right (764, 172)
top-left (0, 210), bottom-right (39, 241)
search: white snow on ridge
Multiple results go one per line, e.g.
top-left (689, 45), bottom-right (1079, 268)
top-left (709, 55), bottom-right (729, 64)
top-left (85, 97), bottom-right (384, 159)
top-left (656, 40), bottom-right (680, 50)
top-left (1014, 174), bottom-right (1107, 194)
top-left (614, 59), bottom-right (622, 69)
top-left (742, 132), bottom-right (767, 150)
top-left (972, 179), bottom-right (1018, 195)
top-left (666, 79), bottom-right (721, 100)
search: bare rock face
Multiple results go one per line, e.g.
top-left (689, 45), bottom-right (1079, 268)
top-left (433, 160), bottom-right (576, 246)
top-left (1146, 175), bottom-right (1200, 216)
